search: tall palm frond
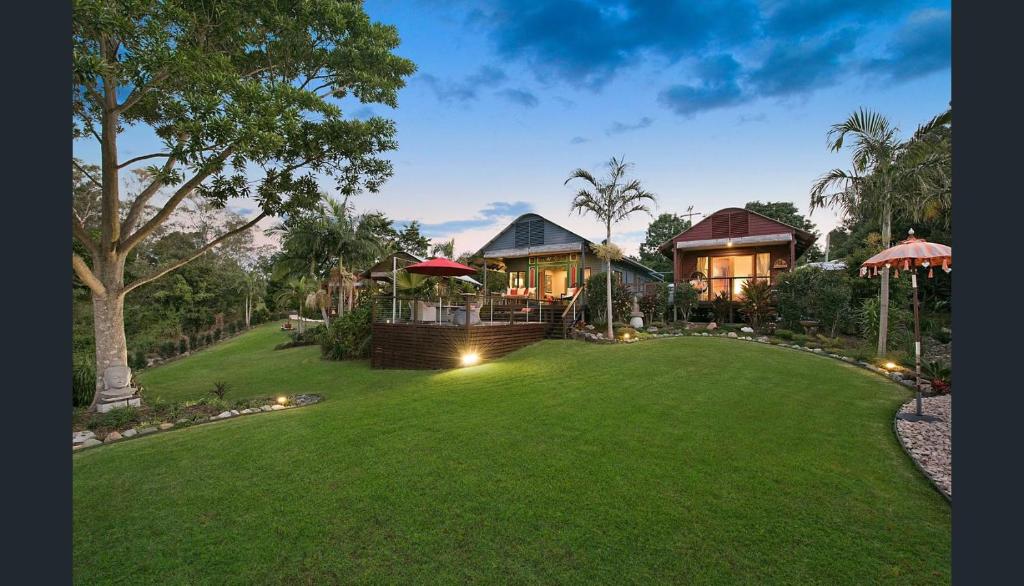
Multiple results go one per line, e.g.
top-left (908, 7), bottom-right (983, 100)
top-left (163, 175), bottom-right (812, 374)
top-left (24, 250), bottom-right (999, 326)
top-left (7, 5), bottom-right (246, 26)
top-left (565, 156), bottom-right (657, 339)
top-left (430, 238), bottom-right (455, 260)
top-left (811, 106), bottom-right (952, 355)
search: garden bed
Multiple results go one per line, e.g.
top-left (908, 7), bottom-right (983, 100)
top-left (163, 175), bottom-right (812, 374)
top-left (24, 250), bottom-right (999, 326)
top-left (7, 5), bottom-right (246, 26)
top-left (72, 393), bottom-right (323, 451)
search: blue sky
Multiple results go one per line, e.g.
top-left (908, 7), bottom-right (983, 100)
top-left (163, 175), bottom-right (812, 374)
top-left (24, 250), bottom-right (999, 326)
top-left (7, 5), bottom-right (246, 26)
top-left (77, 0), bottom-right (951, 257)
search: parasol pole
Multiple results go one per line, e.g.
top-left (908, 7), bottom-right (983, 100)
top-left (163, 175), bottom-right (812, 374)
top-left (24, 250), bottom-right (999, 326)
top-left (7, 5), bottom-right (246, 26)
top-left (392, 255), bottom-right (397, 322)
top-left (912, 270), bottom-right (923, 416)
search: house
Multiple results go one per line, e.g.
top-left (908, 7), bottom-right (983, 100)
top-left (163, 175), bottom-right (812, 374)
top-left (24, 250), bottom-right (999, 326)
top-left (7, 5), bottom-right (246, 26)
top-left (477, 213), bottom-right (662, 301)
top-left (658, 207), bottom-right (816, 303)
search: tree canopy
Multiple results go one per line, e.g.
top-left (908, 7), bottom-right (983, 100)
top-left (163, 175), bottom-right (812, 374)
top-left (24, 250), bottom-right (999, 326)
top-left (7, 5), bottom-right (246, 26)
top-left (72, 0), bottom-right (416, 404)
top-left (397, 221), bottom-right (431, 257)
top-left (638, 213), bottom-right (691, 273)
top-left (744, 201), bottom-right (823, 263)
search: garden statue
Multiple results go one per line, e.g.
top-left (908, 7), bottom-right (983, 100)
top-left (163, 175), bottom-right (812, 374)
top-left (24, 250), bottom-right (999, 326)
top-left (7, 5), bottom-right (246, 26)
top-left (629, 296), bottom-right (644, 329)
top-left (96, 365), bottom-right (142, 413)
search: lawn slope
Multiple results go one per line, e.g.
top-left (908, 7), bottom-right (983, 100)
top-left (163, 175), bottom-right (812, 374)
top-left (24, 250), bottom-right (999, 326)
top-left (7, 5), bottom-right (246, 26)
top-left (77, 328), bottom-right (950, 584)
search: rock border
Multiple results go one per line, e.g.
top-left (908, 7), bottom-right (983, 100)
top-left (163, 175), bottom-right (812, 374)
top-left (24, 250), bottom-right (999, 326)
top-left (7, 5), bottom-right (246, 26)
top-left (893, 396), bottom-right (952, 502)
top-left (72, 393), bottom-right (323, 452)
top-left (570, 327), bottom-right (941, 392)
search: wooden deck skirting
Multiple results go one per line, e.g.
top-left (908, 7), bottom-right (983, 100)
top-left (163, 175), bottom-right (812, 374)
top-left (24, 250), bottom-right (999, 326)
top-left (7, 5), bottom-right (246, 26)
top-left (370, 322), bottom-right (548, 369)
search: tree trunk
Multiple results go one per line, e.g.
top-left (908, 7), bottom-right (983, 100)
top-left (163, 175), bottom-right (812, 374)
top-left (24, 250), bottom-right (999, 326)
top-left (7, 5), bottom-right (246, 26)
top-left (337, 258), bottom-right (346, 317)
top-left (91, 290), bottom-right (128, 409)
top-left (321, 306), bottom-right (330, 326)
top-left (606, 223), bottom-right (614, 340)
top-left (244, 294), bottom-right (251, 329)
top-left (877, 198), bottom-right (892, 356)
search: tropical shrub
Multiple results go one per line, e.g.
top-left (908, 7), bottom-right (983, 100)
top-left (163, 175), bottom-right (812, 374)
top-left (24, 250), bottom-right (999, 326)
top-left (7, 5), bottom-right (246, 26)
top-left (130, 349), bottom-right (148, 371)
top-left (72, 359), bottom-right (96, 407)
top-left (738, 279), bottom-right (774, 331)
top-left (251, 306), bottom-right (271, 325)
top-left (585, 271), bottom-right (632, 324)
top-left (857, 296), bottom-right (913, 353)
top-left (775, 268), bottom-right (853, 336)
top-left (178, 338), bottom-right (188, 355)
top-left (673, 281), bottom-right (700, 323)
top-left (320, 303), bottom-right (373, 360)
top-left (710, 292), bottom-right (733, 324)
top-left (774, 328), bottom-right (795, 340)
top-left (159, 340), bottom-right (176, 358)
top-left (213, 328), bottom-right (222, 341)
top-left (922, 358), bottom-right (951, 390)
top-left (210, 381), bottom-right (230, 401)
top-left (277, 324), bottom-right (327, 350)
top-left (638, 284), bottom-right (669, 324)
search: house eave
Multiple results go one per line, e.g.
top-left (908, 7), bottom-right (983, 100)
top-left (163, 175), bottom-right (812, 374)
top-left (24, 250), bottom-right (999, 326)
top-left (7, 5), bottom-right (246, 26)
top-left (675, 233), bottom-right (793, 251)
top-left (482, 243), bottom-right (583, 258)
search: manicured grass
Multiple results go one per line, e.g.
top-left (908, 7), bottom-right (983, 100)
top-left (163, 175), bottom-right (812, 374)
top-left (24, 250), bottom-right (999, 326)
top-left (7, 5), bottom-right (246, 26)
top-left (77, 327), bottom-right (950, 584)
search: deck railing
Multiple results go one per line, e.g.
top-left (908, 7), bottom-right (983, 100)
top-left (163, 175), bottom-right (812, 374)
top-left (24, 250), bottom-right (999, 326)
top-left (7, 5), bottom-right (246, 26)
top-left (371, 293), bottom-right (565, 325)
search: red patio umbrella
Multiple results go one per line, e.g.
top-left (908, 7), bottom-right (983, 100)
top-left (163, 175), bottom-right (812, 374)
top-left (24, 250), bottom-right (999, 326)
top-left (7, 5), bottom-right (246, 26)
top-left (404, 257), bottom-right (478, 277)
top-left (404, 258), bottom-right (479, 328)
top-left (860, 229), bottom-right (951, 420)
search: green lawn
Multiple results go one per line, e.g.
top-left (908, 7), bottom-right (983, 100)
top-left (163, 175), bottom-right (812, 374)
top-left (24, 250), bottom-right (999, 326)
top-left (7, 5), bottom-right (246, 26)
top-left (76, 325), bottom-right (950, 584)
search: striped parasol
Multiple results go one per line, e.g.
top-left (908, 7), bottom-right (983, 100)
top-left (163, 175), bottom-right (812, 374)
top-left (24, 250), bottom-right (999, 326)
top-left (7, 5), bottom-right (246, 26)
top-left (859, 229), bottom-right (951, 279)
top-left (860, 229), bottom-right (952, 420)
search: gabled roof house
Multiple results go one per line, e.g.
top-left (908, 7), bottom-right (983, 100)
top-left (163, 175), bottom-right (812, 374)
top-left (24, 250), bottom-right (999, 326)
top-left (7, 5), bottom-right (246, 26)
top-left (658, 207), bottom-right (816, 302)
top-left (477, 213), bottom-right (661, 301)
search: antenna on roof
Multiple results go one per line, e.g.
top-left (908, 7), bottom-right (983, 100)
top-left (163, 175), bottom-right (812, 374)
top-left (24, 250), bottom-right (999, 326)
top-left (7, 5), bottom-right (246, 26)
top-left (680, 205), bottom-right (703, 223)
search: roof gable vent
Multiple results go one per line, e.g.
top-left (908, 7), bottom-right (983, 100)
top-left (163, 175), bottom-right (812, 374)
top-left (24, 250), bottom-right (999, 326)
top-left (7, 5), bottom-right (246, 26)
top-left (729, 212), bottom-right (749, 237)
top-left (514, 219), bottom-right (545, 247)
top-left (711, 215), bottom-right (730, 239)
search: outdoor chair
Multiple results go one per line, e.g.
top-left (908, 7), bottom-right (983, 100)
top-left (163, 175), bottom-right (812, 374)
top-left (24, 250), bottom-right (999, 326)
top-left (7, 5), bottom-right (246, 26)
top-left (410, 300), bottom-right (437, 322)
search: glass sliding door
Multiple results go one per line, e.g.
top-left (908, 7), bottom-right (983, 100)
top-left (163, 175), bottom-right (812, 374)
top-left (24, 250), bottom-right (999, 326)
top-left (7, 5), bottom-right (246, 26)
top-left (705, 252), bottom-right (773, 301)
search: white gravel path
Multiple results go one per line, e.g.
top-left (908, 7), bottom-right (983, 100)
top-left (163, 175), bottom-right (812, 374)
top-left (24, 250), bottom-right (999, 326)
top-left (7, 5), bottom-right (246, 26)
top-left (895, 395), bottom-right (951, 499)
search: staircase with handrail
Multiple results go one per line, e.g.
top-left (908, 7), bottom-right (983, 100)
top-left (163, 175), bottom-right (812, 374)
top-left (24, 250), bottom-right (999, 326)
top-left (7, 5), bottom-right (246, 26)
top-left (559, 285), bottom-right (586, 339)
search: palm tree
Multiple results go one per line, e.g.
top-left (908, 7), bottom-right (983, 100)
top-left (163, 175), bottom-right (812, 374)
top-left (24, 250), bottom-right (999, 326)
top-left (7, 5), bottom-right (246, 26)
top-left (322, 198), bottom-right (384, 317)
top-left (306, 288), bottom-right (332, 326)
top-left (898, 109), bottom-right (952, 229)
top-left (810, 108), bottom-right (951, 356)
top-left (566, 156), bottom-right (657, 339)
top-left (269, 210), bottom-right (333, 282)
top-left (275, 276), bottom-right (315, 334)
top-left (430, 238), bottom-right (455, 260)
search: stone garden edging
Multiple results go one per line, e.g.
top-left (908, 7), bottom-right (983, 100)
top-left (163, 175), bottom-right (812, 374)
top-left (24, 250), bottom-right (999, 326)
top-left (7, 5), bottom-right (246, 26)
top-left (572, 327), bottom-right (933, 391)
top-left (72, 394), bottom-right (323, 452)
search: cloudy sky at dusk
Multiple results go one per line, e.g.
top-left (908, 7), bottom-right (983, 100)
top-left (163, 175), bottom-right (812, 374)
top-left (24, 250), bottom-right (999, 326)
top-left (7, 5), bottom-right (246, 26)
top-left (77, 0), bottom-right (951, 257)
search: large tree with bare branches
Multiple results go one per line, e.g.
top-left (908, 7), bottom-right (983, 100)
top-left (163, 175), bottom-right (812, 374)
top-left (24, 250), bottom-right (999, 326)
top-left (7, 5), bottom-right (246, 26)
top-left (72, 0), bottom-right (415, 407)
